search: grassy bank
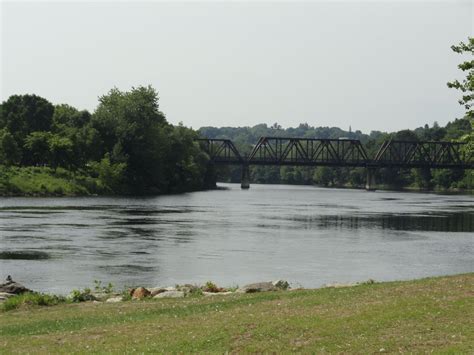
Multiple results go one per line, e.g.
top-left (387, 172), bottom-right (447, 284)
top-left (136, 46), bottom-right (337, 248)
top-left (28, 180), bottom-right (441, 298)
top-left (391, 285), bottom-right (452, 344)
top-left (0, 165), bottom-right (105, 196)
top-left (1, 274), bottom-right (473, 353)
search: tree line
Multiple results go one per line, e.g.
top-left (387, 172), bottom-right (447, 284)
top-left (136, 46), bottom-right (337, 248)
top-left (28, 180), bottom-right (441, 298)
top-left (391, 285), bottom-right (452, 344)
top-left (0, 86), bottom-right (214, 195)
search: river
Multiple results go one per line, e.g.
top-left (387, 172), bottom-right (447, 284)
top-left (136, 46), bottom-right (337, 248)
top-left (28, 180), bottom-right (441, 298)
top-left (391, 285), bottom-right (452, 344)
top-left (0, 184), bottom-right (473, 294)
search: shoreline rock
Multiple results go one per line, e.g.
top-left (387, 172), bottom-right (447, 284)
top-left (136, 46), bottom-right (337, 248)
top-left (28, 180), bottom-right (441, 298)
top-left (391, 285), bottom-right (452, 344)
top-left (153, 290), bottom-right (185, 299)
top-left (2, 278), bottom-right (379, 305)
top-left (0, 276), bottom-right (32, 295)
top-left (131, 287), bottom-right (150, 300)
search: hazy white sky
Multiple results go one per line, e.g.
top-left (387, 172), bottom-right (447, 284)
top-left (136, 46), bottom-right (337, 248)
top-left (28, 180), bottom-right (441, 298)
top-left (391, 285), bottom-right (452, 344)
top-left (1, 1), bottom-right (472, 132)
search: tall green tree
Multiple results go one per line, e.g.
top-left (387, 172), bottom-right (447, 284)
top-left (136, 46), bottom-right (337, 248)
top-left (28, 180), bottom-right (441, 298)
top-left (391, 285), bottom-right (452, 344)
top-left (92, 86), bottom-right (204, 193)
top-left (447, 38), bottom-right (474, 189)
top-left (0, 129), bottom-right (22, 165)
top-left (447, 37), bottom-right (473, 119)
top-left (49, 135), bottom-right (74, 169)
top-left (23, 131), bottom-right (52, 165)
top-left (0, 94), bottom-right (54, 143)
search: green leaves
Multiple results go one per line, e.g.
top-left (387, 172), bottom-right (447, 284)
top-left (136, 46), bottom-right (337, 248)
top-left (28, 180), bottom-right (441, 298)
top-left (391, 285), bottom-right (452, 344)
top-left (0, 129), bottom-right (21, 165)
top-left (89, 154), bottom-right (126, 193)
top-left (448, 37), bottom-right (474, 118)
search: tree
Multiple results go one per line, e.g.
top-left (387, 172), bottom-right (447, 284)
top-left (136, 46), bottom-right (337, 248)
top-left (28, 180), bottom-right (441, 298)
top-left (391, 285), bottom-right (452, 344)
top-left (447, 37), bottom-right (473, 119)
top-left (52, 104), bottom-right (91, 130)
top-left (447, 38), bottom-right (474, 189)
top-left (0, 94), bottom-right (54, 143)
top-left (0, 129), bottom-right (21, 165)
top-left (23, 131), bottom-right (52, 165)
top-left (90, 153), bottom-right (126, 192)
top-left (49, 134), bottom-right (74, 169)
top-left (313, 166), bottom-right (335, 186)
top-left (92, 86), bottom-right (172, 193)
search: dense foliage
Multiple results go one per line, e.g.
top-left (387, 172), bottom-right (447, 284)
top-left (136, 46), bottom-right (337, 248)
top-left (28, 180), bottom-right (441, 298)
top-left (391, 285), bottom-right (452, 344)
top-left (0, 86), bottom-right (214, 195)
top-left (447, 37), bottom-right (473, 119)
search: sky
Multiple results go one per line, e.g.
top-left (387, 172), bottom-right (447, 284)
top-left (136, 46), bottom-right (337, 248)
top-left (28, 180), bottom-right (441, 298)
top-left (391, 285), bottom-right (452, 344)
top-left (1, 0), bottom-right (473, 133)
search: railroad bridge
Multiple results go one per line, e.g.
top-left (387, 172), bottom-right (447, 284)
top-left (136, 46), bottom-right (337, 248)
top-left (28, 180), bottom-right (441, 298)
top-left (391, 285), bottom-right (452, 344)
top-left (197, 137), bottom-right (473, 190)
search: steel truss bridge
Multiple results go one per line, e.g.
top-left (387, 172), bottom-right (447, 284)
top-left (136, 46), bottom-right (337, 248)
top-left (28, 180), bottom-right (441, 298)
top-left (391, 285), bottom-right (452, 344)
top-left (196, 137), bottom-right (473, 190)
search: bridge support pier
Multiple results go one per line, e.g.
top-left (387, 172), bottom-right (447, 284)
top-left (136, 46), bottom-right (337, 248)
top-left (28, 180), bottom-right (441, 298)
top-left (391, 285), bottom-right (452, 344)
top-left (241, 164), bottom-right (250, 189)
top-left (365, 167), bottom-right (377, 191)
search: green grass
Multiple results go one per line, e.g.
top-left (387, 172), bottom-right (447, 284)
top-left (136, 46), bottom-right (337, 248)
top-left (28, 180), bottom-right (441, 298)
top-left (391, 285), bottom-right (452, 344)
top-left (0, 273), bottom-right (472, 353)
top-left (0, 165), bottom-right (103, 196)
top-left (1, 293), bottom-right (66, 312)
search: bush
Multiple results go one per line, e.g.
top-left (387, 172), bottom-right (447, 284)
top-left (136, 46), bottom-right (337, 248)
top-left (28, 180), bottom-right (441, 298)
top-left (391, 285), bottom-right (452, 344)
top-left (203, 281), bottom-right (219, 293)
top-left (89, 154), bottom-right (126, 192)
top-left (94, 280), bottom-right (114, 294)
top-left (1, 293), bottom-right (66, 312)
top-left (69, 288), bottom-right (95, 303)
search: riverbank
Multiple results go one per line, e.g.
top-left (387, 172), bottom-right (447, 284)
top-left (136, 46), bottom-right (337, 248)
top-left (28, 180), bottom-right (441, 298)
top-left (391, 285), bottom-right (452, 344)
top-left (0, 166), bottom-right (105, 196)
top-left (0, 165), bottom-right (217, 197)
top-left (1, 273), bottom-right (472, 353)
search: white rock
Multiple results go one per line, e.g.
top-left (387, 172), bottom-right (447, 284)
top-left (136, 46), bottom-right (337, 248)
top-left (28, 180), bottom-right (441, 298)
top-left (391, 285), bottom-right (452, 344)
top-left (106, 296), bottom-right (123, 303)
top-left (153, 291), bottom-right (184, 298)
top-left (324, 282), bottom-right (357, 288)
top-left (203, 291), bottom-right (233, 297)
top-left (237, 282), bottom-right (278, 293)
top-left (0, 292), bottom-right (15, 299)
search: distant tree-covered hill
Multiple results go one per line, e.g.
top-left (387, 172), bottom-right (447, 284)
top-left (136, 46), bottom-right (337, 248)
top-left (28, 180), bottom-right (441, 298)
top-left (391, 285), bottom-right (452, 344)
top-left (198, 119), bottom-right (472, 190)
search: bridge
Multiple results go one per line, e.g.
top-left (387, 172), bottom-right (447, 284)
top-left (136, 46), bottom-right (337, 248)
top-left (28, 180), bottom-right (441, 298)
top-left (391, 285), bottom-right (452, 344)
top-left (197, 137), bottom-right (473, 190)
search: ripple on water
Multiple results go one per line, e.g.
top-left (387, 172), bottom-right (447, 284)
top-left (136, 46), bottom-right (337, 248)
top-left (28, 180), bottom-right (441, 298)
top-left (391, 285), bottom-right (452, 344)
top-left (99, 264), bottom-right (157, 274)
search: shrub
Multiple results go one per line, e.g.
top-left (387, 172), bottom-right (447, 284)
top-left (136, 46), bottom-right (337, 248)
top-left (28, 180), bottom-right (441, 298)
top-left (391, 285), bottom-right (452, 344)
top-left (94, 280), bottom-right (114, 294)
top-left (1, 293), bottom-right (65, 312)
top-left (121, 290), bottom-right (132, 301)
top-left (69, 288), bottom-right (94, 303)
top-left (203, 281), bottom-right (219, 293)
top-left (188, 287), bottom-right (203, 297)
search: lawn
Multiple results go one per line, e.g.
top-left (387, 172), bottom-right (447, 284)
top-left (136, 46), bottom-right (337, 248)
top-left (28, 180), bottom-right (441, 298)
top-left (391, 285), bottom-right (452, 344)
top-left (1, 273), bottom-right (473, 353)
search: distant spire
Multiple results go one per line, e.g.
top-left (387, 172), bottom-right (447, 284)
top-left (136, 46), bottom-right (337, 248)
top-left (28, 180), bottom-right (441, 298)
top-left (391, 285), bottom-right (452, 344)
top-left (349, 125), bottom-right (352, 133)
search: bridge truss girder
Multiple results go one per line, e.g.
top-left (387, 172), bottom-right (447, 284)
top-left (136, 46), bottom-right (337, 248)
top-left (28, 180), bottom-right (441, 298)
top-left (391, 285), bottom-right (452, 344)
top-left (247, 137), bottom-right (369, 167)
top-left (196, 138), bottom-right (243, 164)
top-left (374, 140), bottom-right (472, 169)
top-left (197, 137), bottom-right (473, 169)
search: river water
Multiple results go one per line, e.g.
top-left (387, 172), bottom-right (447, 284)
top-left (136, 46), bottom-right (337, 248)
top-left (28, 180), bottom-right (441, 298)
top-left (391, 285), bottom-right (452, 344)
top-left (0, 184), bottom-right (473, 294)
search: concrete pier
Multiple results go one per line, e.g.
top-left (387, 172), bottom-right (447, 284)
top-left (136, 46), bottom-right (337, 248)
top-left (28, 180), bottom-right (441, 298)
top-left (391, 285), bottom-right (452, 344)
top-left (365, 167), bottom-right (377, 191)
top-left (241, 164), bottom-right (250, 189)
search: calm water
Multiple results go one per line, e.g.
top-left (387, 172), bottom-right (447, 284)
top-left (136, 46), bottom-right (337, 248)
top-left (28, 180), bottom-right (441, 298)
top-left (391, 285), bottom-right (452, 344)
top-left (0, 184), bottom-right (473, 294)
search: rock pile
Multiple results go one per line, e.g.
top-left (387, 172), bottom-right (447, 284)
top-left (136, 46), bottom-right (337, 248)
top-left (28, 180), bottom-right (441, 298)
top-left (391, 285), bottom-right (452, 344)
top-left (123, 280), bottom-right (291, 301)
top-left (0, 276), bottom-right (31, 302)
top-left (0, 277), bottom-right (291, 304)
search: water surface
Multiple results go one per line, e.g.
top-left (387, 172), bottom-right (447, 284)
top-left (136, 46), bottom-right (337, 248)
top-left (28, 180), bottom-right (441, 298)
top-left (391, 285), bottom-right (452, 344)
top-left (0, 184), bottom-right (472, 294)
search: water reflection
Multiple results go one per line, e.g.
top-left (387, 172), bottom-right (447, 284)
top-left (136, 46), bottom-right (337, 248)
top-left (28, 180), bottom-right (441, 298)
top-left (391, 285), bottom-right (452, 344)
top-left (288, 211), bottom-right (474, 232)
